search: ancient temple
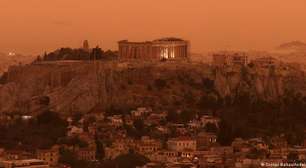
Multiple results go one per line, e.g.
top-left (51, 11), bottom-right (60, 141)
top-left (118, 38), bottom-right (189, 60)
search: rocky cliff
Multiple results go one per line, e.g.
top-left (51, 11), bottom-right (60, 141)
top-left (0, 61), bottom-right (305, 115)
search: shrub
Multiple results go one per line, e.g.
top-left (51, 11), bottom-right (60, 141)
top-left (154, 79), bottom-right (167, 90)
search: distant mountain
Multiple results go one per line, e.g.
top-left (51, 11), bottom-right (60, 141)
top-left (272, 41), bottom-right (306, 65)
top-left (0, 52), bottom-right (35, 75)
top-left (277, 41), bottom-right (306, 51)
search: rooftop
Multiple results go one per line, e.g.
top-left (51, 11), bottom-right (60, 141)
top-left (153, 37), bottom-right (184, 42)
top-left (118, 37), bottom-right (185, 44)
top-left (168, 137), bottom-right (195, 141)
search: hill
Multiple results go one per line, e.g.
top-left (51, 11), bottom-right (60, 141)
top-left (0, 60), bottom-right (305, 115)
top-left (0, 52), bottom-right (34, 75)
top-left (277, 41), bottom-right (306, 52)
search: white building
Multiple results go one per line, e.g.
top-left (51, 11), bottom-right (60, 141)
top-left (131, 107), bottom-right (152, 118)
top-left (200, 115), bottom-right (220, 127)
top-left (167, 137), bottom-right (197, 151)
top-left (67, 126), bottom-right (84, 137)
top-left (108, 115), bottom-right (123, 128)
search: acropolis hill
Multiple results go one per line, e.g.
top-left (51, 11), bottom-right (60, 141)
top-left (0, 59), bottom-right (305, 115)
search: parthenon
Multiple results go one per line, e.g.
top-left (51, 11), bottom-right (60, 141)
top-left (118, 37), bottom-right (189, 60)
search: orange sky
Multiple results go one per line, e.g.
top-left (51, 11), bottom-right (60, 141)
top-left (0, 0), bottom-right (306, 55)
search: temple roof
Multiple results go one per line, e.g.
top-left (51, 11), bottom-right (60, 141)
top-left (153, 37), bottom-right (184, 42)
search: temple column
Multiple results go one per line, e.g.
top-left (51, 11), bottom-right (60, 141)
top-left (131, 46), bottom-right (133, 59)
top-left (179, 46), bottom-right (182, 58)
top-left (181, 46), bottom-right (183, 57)
top-left (181, 46), bottom-right (184, 58)
top-left (126, 46), bottom-right (129, 58)
top-left (127, 46), bottom-right (129, 59)
top-left (142, 46), bottom-right (144, 59)
top-left (185, 46), bottom-right (188, 57)
top-left (123, 46), bottom-right (126, 58)
top-left (126, 46), bottom-right (128, 58)
top-left (131, 46), bottom-right (134, 59)
top-left (136, 47), bottom-right (138, 59)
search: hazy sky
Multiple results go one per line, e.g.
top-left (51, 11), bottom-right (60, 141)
top-left (1, 0), bottom-right (306, 55)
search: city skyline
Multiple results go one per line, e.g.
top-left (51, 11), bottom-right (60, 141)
top-left (1, 0), bottom-right (306, 55)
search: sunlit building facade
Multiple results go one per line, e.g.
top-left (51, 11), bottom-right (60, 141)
top-left (118, 38), bottom-right (189, 60)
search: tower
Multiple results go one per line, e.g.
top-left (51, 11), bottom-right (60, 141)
top-left (83, 40), bottom-right (90, 51)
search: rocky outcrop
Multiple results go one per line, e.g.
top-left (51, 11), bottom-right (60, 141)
top-left (214, 66), bottom-right (287, 100)
top-left (0, 61), bottom-right (304, 115)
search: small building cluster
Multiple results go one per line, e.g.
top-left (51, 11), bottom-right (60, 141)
top-left (212, 51), bottom-right (282, 68)
top-left (212, 52), bottom-right (248, 66)
top-left (250, 56), bottom-right (280, 68)
top-left (1, 106), bottom-right (306, 168)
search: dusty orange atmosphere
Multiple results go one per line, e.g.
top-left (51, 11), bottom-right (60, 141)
top-left (0, 0), bottom-right (306, 54)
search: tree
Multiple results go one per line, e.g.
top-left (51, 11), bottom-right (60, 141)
top-left (205, 123), bottom-right (218, 133)
top-left (35, 111), bottom-right (68, 148)
top-left (202, 78), bottom-right (215, 91)
top-left (0, 72), bottom-right (8, 84)
top-left (154, 79), bottom-right (167, 90)
top-left (95, 135), bottom-right (105, 160)
top-left (180, 109), bottom-right (196, 123)
top-left (58, 136), bottom-right (88, 149)
top-left (133, 119), bottom-right (145, 131)
top-left (166, 110), bottom-right (179, 123)
top-left (0, 110), bottom-right (68, 150)
top-left (287, 152), bottom-right (299, 162)
top-left (59, 148), bottom-right (78, 166)
top-left (217, 119), bottom-right (234, 146)
top-left (133, 119), bottom-right (146, 138)
top-left (103, 50), bottom-right (118, 60)
top-left (37, 110), bottom-right (62, 125)
top-left (59, 148), bottom-right (93, 168)
top-left (39, 96), bottom-right (50, 106)
top-left (91, 46), bottom-right (104, 60)
top-left (72, 112), bottom-right (83, 124)
top-left (113, 153), bottom-right (149, 168)
top-left (35, 55), bottom-right (42, 62)
top-left (198, 93), bottom-right (219, 114)
top-left (248, 62), bottom-right (255, 68)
